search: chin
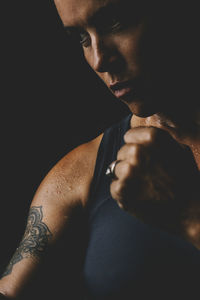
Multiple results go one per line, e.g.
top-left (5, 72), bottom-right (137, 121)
top-left (121, 95), bottom-right (159, 118)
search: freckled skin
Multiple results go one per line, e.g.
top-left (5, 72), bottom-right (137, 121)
top-left (0, 1), bottom-right (200, 298)
top-left (54, 0), bottom-right (200, 242)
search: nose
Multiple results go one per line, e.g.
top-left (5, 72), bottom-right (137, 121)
top-left (89, 33), bottom-right (120, 73)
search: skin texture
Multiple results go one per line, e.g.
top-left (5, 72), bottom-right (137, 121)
top-left (111, 127), bottom-right (200, 234)
top-left (1, 206), bottom-right (52, 278)
top-left (0, 135), bottom-right (102, 298)
top-left (54, 0), bottom-right (200, 235)
top-left (0, 0), bottom-right (200, 298)
top-left (55, 0), bottom-right (155, 116)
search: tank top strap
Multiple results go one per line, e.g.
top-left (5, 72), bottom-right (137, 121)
top-left (88, 113), bottom-right (132, 208)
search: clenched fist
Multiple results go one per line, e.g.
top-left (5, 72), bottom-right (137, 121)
top-left (110, 126), bottom-right (199, 234)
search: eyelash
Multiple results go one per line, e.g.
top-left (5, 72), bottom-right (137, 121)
top-left (79, 32), bottom-right (90, 47)
top-left (79, 19), bottom-right (123, 48)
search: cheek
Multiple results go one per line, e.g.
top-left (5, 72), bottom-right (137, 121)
top-left (118, 35), bottom-right (141, 74)
top-left (82, 49), bottom-right (92, 66)
top-left (117, 25), bottom-right (146, 73)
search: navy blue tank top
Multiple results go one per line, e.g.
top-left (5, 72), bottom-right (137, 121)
top-left (83, 114), bottom-right (200, 299)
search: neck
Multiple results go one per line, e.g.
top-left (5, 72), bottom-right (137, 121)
top-left (131, 109), bottom-right (200, 169)
top-left (155, 110), bottom-right (200, 142)
top-left (131, 109), bottom-right (200, 144)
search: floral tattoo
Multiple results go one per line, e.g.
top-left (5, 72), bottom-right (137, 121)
top-left (1, 206), bottom-right (52, 278)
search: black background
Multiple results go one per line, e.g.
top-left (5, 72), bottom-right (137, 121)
top-left (0, 0), bottom-right (129, 285)
top-left (1, 2), bottom-right (200, 299)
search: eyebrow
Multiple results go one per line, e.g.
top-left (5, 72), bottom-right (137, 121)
top-left (64, 2), bottom-right (121, 34)
top-left (88, 3), bottom-right (120, 26)
top-left (64, 0), bottom-right (144, 35)
top-left (85, 0), bottom-right (144, 26)
top-left (64, 26), bottom-right (80, 36)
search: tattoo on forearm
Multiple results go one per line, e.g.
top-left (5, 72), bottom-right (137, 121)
top-left (1, 206), bottom-right (52, 278)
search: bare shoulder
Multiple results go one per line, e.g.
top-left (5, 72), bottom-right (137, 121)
top-left (32, 134), bottom-right (103, 210)
top-left (0, 135), bottom-right (103, 298)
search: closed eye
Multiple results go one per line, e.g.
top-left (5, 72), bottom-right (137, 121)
top-left (64, 2), bottom-right (143, 48)
top-left (79, 31), bottom-right (91, 47)
top-left (79, 18), bottom-right (124, 48)
top-left (65, 27), bottom-right (90, 47)
top-left (97, 17), bottom-right (123, 35)
top-left (79, 19), bottom-right (123, 48)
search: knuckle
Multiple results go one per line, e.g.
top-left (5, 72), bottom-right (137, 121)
top-left (110, 180), bottom-right (126, 201)
top-left (121, 162), bottom-right (134, 178)
top-left (128, 145), bottom-right (145, 166)
top-left (124, 127), bottom-right (164, 145)
top-left (148, 126), bottom-right (171, 144)
top-left (124, 129), bottom-right (134, 141)
top-left (127, 144), bottom-right (140, 164)
top-left (117, 144), bottom-right (140, 163)
top-left (145, 127), bottom-right (158, 143)
top-left (127, 144), bottom-right (138, 157)
top-left (117, 144), bottom-right (128, 160)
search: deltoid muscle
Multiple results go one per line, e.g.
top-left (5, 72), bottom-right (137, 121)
top-left (1, 206), bottom-right (52, 277)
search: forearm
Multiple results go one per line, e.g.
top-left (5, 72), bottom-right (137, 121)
top-left (0, 205), bottom-right (53, 297)
top-left (0, 199), bottom-right (84, 298)
top-left (0, 254), bottom-right (41, 298)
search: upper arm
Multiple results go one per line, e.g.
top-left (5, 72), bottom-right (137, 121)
top-left (0, 134), bottom-right (102, 298)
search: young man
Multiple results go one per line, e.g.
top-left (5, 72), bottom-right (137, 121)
top-left (0, 0), bottom-right (200, 299)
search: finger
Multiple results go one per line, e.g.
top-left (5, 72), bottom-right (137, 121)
top-left (117, 143), bottom-right (145, 166)
top-left (124, 126), bottom-right (180, 151)
top-left (110, 177), bottom-right (139, 208)
top-left (114, 160), bottom-right (139, 181)
top-left (106, 160), bottom-right (121, 179)
top-left (110, 179), bottom-right (128, 203)
top-left (124, 127), bottom-right (157, 144)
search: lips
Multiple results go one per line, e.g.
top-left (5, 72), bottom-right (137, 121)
top-left (109, 80), bottom-right (135, 98)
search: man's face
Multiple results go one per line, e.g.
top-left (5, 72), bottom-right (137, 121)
top-left (54, 0), bottom-right (174, 116)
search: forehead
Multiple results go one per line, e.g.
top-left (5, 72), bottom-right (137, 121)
top-left (54, 0), bottom-right (123, 27)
